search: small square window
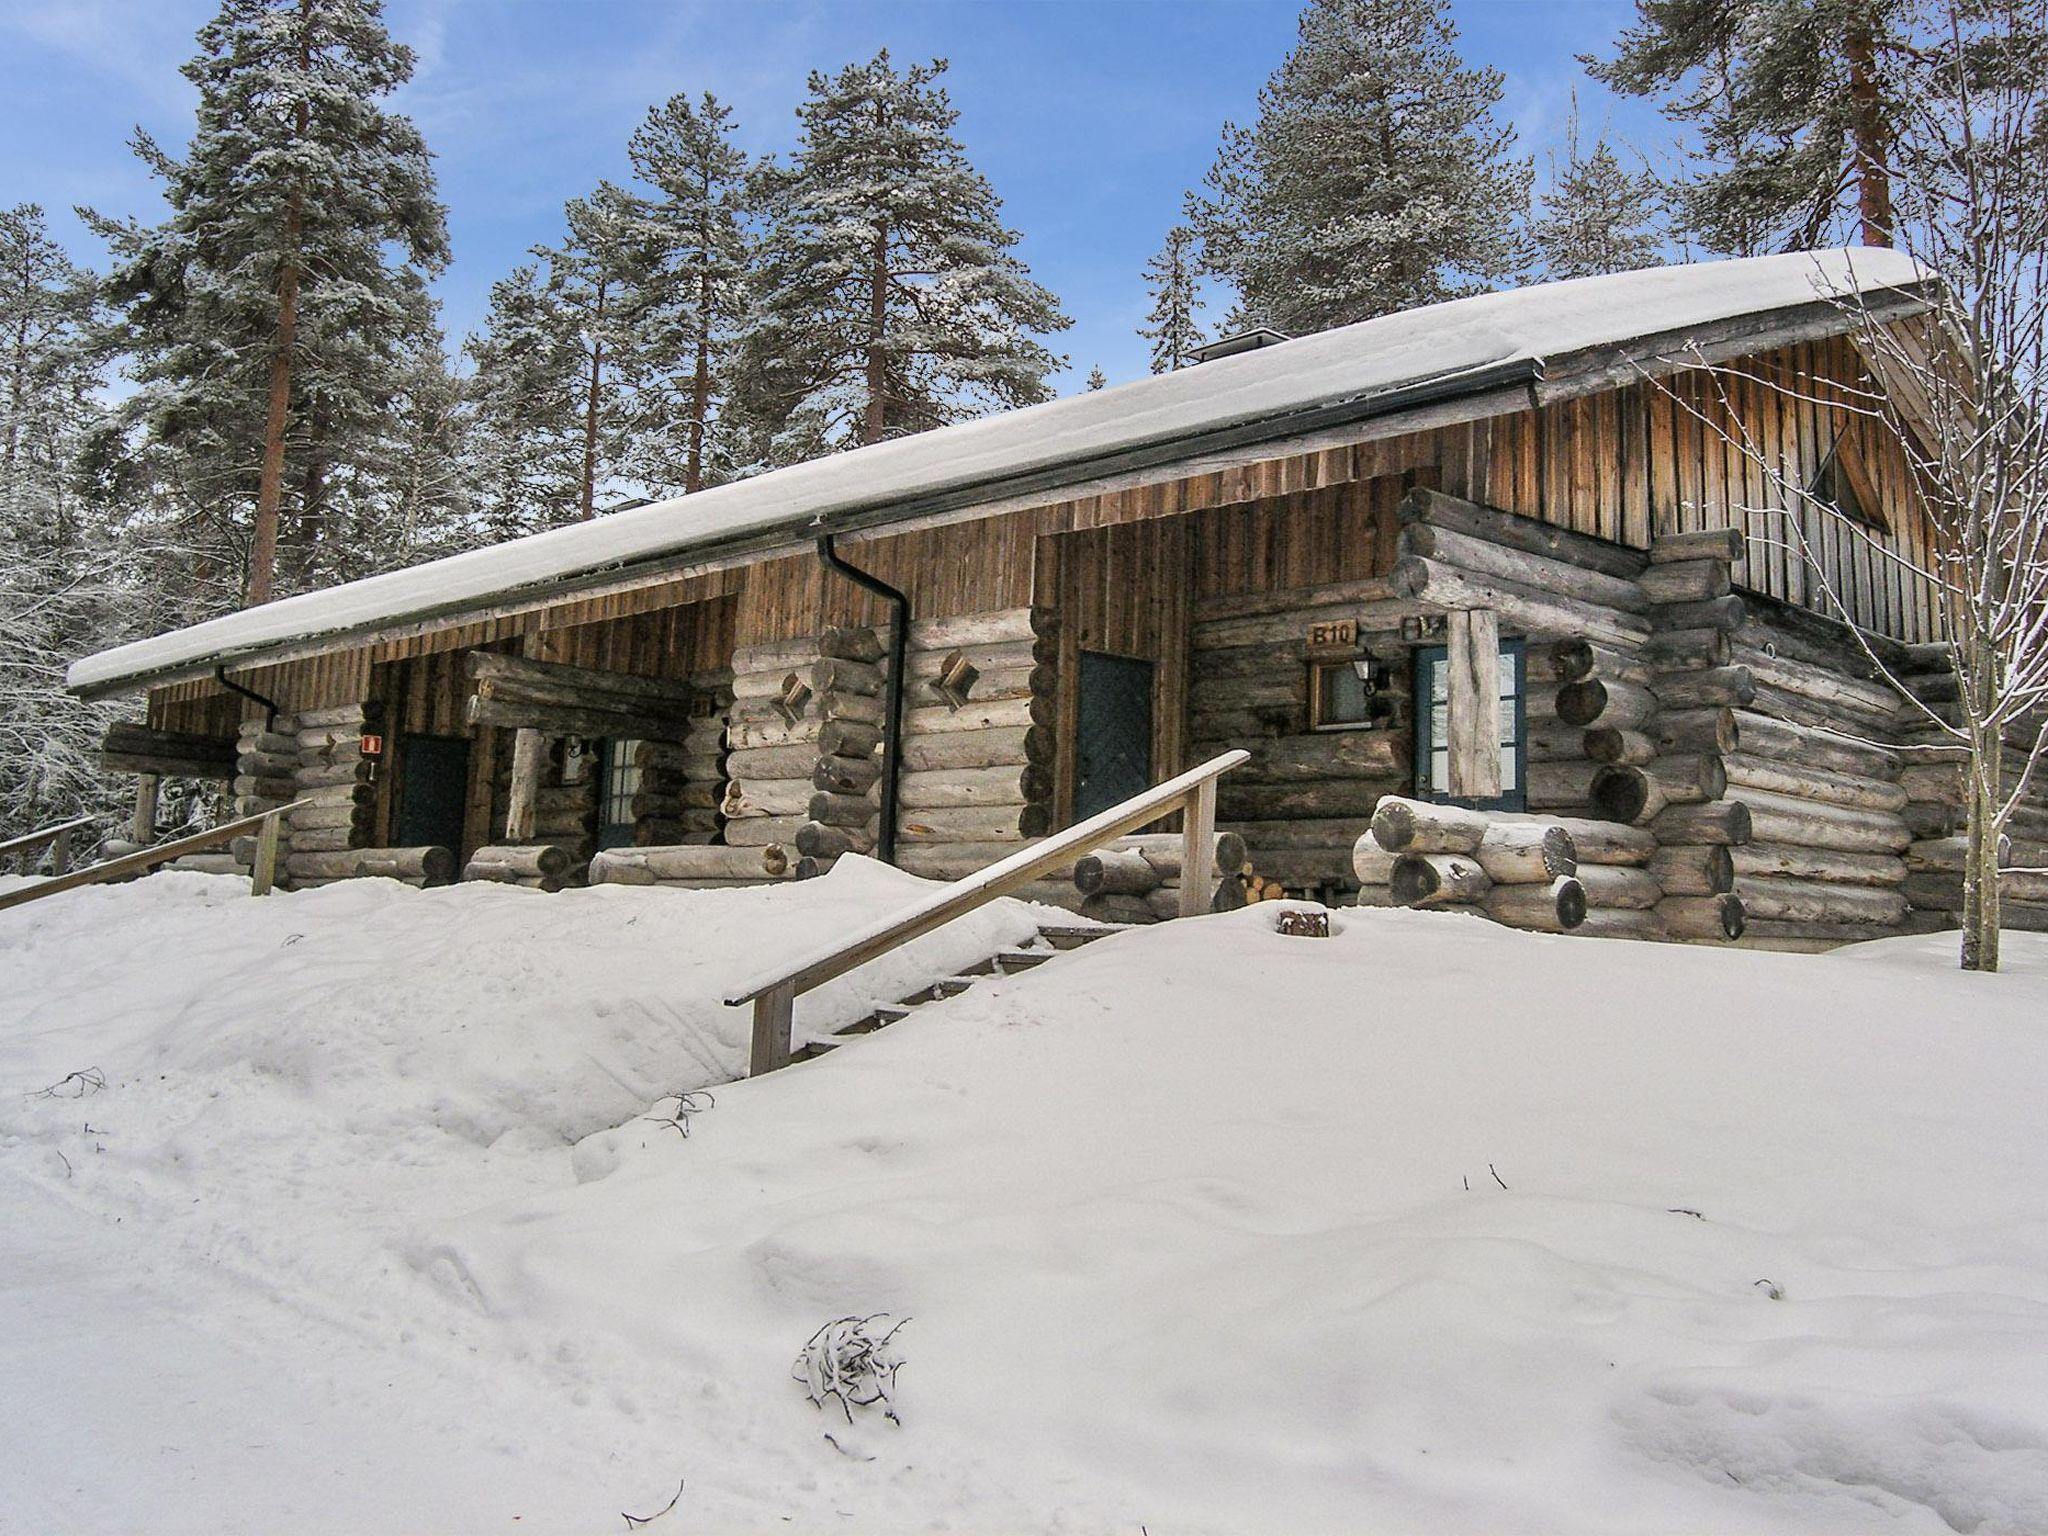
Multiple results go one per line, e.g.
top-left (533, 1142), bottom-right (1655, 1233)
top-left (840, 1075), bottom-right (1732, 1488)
top-left (1310, 659), bottom-right (1373, 729)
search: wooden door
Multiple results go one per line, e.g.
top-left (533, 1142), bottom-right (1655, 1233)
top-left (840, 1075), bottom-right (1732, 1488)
top-left (1074, 652), bottom-right (1155, 820)
top-left (394, 734), bottom-right (471, 853)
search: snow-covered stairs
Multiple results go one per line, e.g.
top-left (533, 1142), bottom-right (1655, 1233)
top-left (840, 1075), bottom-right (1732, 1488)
top-left (794, 922), bottom-right (1125, 1060)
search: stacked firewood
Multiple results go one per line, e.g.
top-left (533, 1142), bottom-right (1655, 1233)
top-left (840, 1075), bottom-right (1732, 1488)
top-left (1069, 832), bottom-right (1253, 924)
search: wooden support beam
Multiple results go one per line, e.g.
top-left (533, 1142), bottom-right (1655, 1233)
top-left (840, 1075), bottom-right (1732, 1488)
top-left (505, 728), bottom-right (545, 842)
top-left (251, 810), bottom-right (282, 896)
top-left (1446, 609), bottom-right (1502, 802)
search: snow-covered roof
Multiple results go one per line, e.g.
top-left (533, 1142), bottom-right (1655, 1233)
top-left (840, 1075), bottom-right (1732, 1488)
top-left (71, 248), bottom-right (1927, 696)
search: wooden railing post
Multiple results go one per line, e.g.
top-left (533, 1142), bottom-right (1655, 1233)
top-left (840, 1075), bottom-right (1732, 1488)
top-left (50, 826), bottom-right (71, 877)
top-left (133, 774), bottom-right (160, 845)
top-left (505, 727), bottom-right (544, 841)
top-left (251, 810), bottom-right (282, 896)
top-left (1178, 776), bottom-right (1218, 919)
top-left (750, 982), bottom-right (795, 1077)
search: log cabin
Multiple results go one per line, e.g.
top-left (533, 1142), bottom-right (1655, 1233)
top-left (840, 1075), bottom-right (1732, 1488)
top-left (66, 249), bottom-right (2048, 949)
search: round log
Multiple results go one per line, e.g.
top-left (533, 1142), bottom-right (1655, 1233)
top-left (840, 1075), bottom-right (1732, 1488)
top-left (1644, 627), bottom-right (1734, 673)
top-left (819, 626), bottom-right (887, 663)
top-left (811, 657), bottom-right (885, 697)
top-left (1474, 821), bottom-right (1577, 883)
top-left (1589, 755), bottom-right (1724, 824)
top-left (1574, 862), bottom-right (1663, 910)
top-left (1396, 522), bottom-right (1650, 613)
top-left (1548, 640), bottom-right (1656, 686)
top-left (1391, 851), bottom-right (1493, 907)
top-left (797, 820), bottom-right (876, 860)
top-left (727, 743), bottom-right (825, 782)
top-left (1351, 831), bottom-right (1398, 885)
top-left (1492, 813), bottom-right (1657, 865)
top-left (723, 780), bottom-right (814, 819)
top-left (1483, 876), bottom-right (1588, 932)
top-left (724, 813), bottom-right (808, 847)
top-left (1728, 712), bottom-right (1900, 780)
top-left (1648, 526), bottom-right (1745, 564)
top-left (900, 725), bottom-right (1051, 772)
top-left (1649, 798), bottom-right (1753, 847)
top-left (1657, 892), bottom-right (1747, 942)
top-left (1651, 707), bottom-right (1739, 756)
top-left (1723, 753), bottom-right (1909, 814)
top-left (814, 754), bottom-right (884, 796)
top-left (1074, 848), bottom-right (1160, 896)
top-left (1584, 727), bottom-right (1658, 765)
top-left (1736, 841), bottom-right (1907, 887)
top-left (1734, 875), bottom-right (1909, 927)
top-left (807, 790), bottom-right (880, 829)
top-left (283, 845), bottom-right (455, 884)
top-left (1732, 788), bottom-right (1910, 854)
top-left (1555, 678), bottom-right (1657, 729)
top-left (465, 844), bottom-right (575, 887)
top-left (1649, 843), bottom-right (1736, 895)
top-left (818, 719), bottom-right (884, 760)
top-left (1637, 559), bottom-right (1732, 606)
top-left (1370, 796), bottom-right (1489, 855)
top-left (590, 844), bottom-right (788, 882)
top-left (897, 764), bottom-right (1051, 809)
top-left (897, 803), bottom-right (1052, 843)
top-left (1653, 593), bottom-right (1747, 632)
top-left (1651, 665), bottom-right (1756, 711)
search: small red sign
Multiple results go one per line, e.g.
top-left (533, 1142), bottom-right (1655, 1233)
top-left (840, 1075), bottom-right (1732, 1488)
top-left (359, 733), bottom-right (385, 757)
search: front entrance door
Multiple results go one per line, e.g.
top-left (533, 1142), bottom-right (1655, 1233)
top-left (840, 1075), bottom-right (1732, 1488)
top-left (395, 734), bottom-right (471, 852)
top-left (1075, 652), bottom-right (1153, 821)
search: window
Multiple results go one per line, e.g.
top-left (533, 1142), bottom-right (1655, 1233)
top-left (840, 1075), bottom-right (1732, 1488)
top-left (598, 738), bottom-right (642, 851)
top-left (1310, 658), bottom-right (1372, 729)
top-left (1812, 432), bottom-right (1890, 533)
top-left (1412, 638), bottom-right (1525, 810)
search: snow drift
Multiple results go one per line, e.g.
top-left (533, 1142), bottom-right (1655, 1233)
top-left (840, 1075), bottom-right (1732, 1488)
top-left (3, 866), bottom-right (2045, 1534)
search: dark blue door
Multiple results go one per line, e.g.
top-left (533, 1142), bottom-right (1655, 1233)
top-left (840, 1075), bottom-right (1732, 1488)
top-left (1075, 652), bottom-right (1153, 821)
top-left (396, 734), bottom-right (470, 852)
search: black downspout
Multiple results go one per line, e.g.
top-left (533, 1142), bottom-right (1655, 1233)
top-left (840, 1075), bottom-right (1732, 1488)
top-left (215, 664), bottom-right (281, 731)
top-left (814, 534), bottom-right (907, 866)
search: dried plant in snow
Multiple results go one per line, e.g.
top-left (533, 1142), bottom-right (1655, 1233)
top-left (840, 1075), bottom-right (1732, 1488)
top-left (792, 1313), bottom-right (909, 1425)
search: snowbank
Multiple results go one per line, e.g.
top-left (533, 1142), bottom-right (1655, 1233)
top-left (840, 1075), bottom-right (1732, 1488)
top-left (5, 880), bottom-right (2046, 1534)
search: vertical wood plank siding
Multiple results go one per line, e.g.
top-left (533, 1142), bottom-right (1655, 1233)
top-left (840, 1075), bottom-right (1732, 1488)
top-left (142, 329), bottom-right (1939, 729)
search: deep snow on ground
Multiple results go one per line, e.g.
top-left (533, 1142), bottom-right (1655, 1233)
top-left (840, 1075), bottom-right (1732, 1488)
top-left (3, 867), bottom-right (2047, 1535)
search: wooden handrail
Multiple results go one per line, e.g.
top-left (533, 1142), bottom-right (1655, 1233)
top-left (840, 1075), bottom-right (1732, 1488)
top-left (0, 815), bottom-right (99, 874)
top-left (0, 801), bottom-right (306, 915)
top-left (726, 749), bottom-right (1250, 1076)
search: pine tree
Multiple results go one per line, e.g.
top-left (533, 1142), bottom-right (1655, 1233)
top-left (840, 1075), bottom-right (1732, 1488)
top-left (86, 0), bottom-right (449, 607)
top-left (1138, 224), bottom-right (1207, 372)
top-left (535, 184), bottom-right (651, 521)
top-left (1588, 0), bottom-right (1906, 253)
top-left (734, 52), bottom-right (1070, 465)
top-left (1086, 365), bottom-right (1108, 391)
top-left (1531, 102), bottom-right (1666, 279)
top-left (626, 92), bottom-right (757, 495)
top-left (463, 264), bottom-right (584, 542)
top-left (1189, 0), bottom-right (1531, 334)
top-left (0, 205), bottom-right (132, 843)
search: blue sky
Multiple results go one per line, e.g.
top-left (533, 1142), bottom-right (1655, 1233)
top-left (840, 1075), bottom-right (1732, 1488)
top-left (1, 0), bottom-right (1673, 389)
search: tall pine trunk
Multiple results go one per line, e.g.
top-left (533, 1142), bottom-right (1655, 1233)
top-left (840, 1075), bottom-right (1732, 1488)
top-left (579, 275), bottom-right (608, 521)
top-left (687, 259), bottom-right (711, 495)
top-left (1845, 5), bottom-right (1894, 247)
top-left (863, 220), bottom-right (890, 445)
top-left (249, 184), bottom-right (301, 607)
